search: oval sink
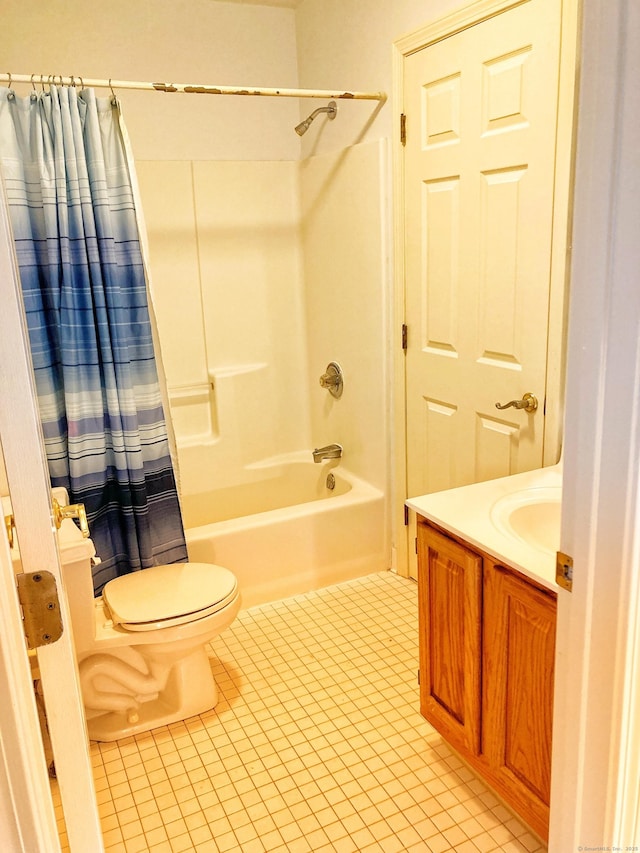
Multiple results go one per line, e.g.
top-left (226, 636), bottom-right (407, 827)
top-left (490, 487), bottom-right (561, 555)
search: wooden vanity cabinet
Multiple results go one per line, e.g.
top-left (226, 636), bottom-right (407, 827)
top-left (483, 560), bottom-right (557, 835)
top-left (417, 518), bottom-right (557, 841)
top-left (416, 523), bottom-right (482, 756)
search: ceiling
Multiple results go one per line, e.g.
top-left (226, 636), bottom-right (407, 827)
top-left (217, 0), bottom-right (301, 8)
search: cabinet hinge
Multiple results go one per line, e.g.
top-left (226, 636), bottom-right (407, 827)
top-left (404, 504), bottom-right (409, 526)
top-left (402, 323), bottom-right (408, 350)
top-left (400, 113), bottom-right (407, 146)
top-left (556, 551), bottom-right (573, 592)
top-left (415, 537), bottom-right (418, 554)
top-left (16, 571), bottom-right (64, 649)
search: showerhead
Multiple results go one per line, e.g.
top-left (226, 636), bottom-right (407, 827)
top-left (294, 116), bottom-right (314, 137)
top-left (295, 100), bottom-right (337, 136)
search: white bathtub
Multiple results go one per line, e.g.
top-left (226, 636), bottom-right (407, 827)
top-left (181, 455), bottom-right (387, 608)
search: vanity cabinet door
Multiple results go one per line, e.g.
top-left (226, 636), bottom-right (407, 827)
top-left (417, 521), bottom-right (482, 755)
top-left (483, 562), bottom-right (557, 839)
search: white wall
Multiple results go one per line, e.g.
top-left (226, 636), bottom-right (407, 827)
top-left (0, 0), bottom-right (300, 161)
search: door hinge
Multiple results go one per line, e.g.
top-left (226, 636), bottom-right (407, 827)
top-left (400, 113), bottom-right (407, 146)
top-left (417, 669), bottom-right (420, 685)
top-left (404, 504), bottom-right (409, 526)
top-left (402, 323), bottom-right (408, 350)
top-left (16, 571), bottom-right (64, 649)
top-left (556, 551), bottom-right (573, 592)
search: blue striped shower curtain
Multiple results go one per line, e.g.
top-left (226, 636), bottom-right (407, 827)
top-left (0, 85), bottom-right (187, 592)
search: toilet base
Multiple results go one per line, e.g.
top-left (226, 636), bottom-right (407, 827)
top-left (83, 644), bottom-right (219, 742)
top-left (87, 689), bottom-right (217, 741)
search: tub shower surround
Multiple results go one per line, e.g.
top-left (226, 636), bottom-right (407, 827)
top-left (136, 141), bottom-right (389, 604)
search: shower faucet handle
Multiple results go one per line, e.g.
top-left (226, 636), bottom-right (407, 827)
top-left (52, 498), bottom-right (90, 538)
top-left (319, 362), bottom-right (344, 399)
top-left (319, 372), bottom-right (340, 388)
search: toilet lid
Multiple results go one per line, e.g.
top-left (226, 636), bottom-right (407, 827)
top-left (103, 563), bottom-right (238, 630)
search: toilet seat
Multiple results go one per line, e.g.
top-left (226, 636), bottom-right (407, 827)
top-left (103, 563), bottom-right (239, 632)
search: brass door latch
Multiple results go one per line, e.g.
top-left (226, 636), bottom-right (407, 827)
top-left (556, 551), bottom-right (573, 592)
top-left (52, 498), bottom-right (90, 537)
top-left (4, 513), bottom-right (15, 548)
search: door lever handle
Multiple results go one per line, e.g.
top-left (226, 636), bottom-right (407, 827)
top-left (495, 392), bottom-right (538, 414)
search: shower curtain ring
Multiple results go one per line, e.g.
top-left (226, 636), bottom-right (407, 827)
top-left (109, 78), bottom-right (117, 104)
top-left (5, 73), bottom-right (11, 88)
top-left (29, 73), bottom-right (38, 101)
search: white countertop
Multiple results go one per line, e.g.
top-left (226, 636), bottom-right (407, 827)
top-left (406, 465), bottom-right (562, 591)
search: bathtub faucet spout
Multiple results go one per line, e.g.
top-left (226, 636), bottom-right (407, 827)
top-left (312, 444), bottom-right (343, 463)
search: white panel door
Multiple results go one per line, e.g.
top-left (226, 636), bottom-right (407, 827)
top-left (0, 194), bottom-right (104, 850)
top-left (404, 0), bottom-right (563, 513)
top-left (0, 450), bottom-right (61, 853)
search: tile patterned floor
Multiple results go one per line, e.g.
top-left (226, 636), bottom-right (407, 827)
top-left (53, 571), bottom-right (547, 853)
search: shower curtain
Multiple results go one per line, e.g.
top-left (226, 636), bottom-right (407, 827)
top-left (0, 85), bottom-right (187, 592)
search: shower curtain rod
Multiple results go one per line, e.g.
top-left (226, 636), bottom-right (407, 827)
top-left (0, 73), bottom-right (386, 102)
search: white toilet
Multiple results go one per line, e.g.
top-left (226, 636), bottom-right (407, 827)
top-left (55, 490), bottom-right (241, 742)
